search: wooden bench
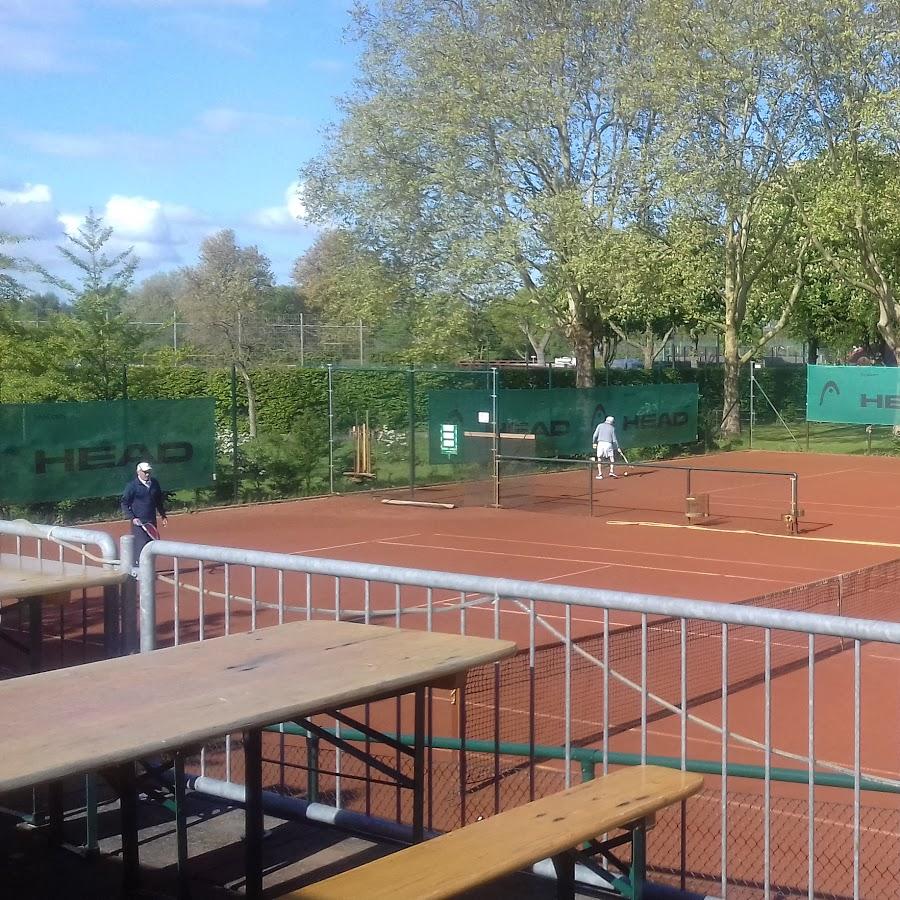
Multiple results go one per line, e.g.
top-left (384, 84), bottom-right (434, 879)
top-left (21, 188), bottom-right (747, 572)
top-left (285, 764), bottom-right (703, 900)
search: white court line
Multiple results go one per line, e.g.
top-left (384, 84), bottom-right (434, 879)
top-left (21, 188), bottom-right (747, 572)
top-left (412, 562), bottom-right (615, 616)
top-left (289, 532), bottom-right (423, 555)
top-left (434, 532), bottom-right (839, 576)
top-left (692, 793), bottom-right (900, 837)
top-left (379, 539), bottom-right (803, 585)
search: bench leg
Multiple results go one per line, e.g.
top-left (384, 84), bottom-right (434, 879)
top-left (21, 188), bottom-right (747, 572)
top-left (631, 821), bottom-right (646, 900)
top-left (118, 762), bottom-right (140, 893)
top-left (551, 850), bottom-right (576, 900)
top-left (244, 729), bottom-right (264, 900)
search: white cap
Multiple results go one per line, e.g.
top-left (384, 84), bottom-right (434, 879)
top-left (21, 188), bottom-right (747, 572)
top-left (605, 416), bottom-right (614, 424)
top-left (136, 461), bottom-right (153, 473)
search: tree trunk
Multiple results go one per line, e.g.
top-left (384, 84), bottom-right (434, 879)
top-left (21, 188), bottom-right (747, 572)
top-left (806, 337), bottom-right (818, 365)
top-left (571, 325), bottom-right (595, 388)
top-left (525, 328), bottom-right (551, 367)
top-left (689, 333), bottom-right (700, 368)
top-left (721, 323), bottom-right (742, 437)
top-left (641, 325), bottom-right (657, 371)
top-left (239, 364), bottom-right (258, 438)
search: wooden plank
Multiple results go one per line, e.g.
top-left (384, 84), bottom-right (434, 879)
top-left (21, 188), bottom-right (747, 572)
top-left (286, 765), bottom-right (704, 900)
top-left (0, 620), bottom-right (515, 793)
top-left (0, 554), bottom-right (127, 602)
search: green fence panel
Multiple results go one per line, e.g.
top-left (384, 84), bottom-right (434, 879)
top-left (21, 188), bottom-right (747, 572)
top-left (807, 365), bottom-right (900, 425)
top-left (428, 384), bottom-right (698, 463)
top-left (0, 399), bottom-right (216, 503)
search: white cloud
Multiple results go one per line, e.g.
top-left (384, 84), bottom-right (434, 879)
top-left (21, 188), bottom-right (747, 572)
top-left (104, 195), bottom-right (169, 242)
top-left (0, 183), bottom-right (64, 240)
top-left (249, 180), bottom-right (314, 232)
top-left (0, 183), bottom-right (52, 205)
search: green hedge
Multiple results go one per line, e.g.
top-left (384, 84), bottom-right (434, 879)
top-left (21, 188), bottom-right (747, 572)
top-left (123, 362), bottom-right (808, 435)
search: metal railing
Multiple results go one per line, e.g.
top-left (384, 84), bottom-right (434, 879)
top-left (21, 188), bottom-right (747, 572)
top-left (138, 540), bottom-right (900, 899)
top-left (0, 519), bottom-right (125, 570)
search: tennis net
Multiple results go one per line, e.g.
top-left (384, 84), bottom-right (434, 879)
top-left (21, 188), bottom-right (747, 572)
top-left (495, 454), bottom-right (800, 528)
top-left (464, 556), bottom-right (898, 756)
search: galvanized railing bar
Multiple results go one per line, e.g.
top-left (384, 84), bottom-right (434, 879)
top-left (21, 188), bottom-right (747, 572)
top-left (138, 541), bottom-right (900, 650)
top-left (0, 521), bottom-right (118, 566)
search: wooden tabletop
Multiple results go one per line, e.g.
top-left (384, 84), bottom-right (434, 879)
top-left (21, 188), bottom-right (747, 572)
top-left (0, 553), bottom-right (128, 602)
top-left (0, 620), bottom-right (516, 792)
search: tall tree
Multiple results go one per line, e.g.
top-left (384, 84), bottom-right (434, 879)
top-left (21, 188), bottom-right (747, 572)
top-left (301, 0), bottom-right (653, 386)
top-left (46, 210), bottom-right (141, 400)
top-left (182, 230), bottom-right (275, 437)
top-left (640, 0), bottom-right (811, 434)
top-left (292, 229), bottom-right (402, 327)
top-left (775, 3), bottom-right (900, 360)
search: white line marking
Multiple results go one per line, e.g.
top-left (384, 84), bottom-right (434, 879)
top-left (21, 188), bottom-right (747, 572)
top-left (434, 532), bottom-right (838, 576)
top-left (289, 532), bottom-right (423, 555)
top-left (379, 539), bottom-right (803, 585)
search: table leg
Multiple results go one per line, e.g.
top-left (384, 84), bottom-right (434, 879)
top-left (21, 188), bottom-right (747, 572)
top-left (244, 729), bottom-right (263, 900)
top-left (28, 596), bottom-right (43, 673)
top-left (47, 781), bottom-right (64, 845)
top-left (412, 687), bottom-right (425, 843)
top-left (84, 774), bottom-right (99, 853)
top-left (174, 753), bottom-right (190, 900)
top-left (118, 762), bottom-right (140, 892)
top-left (103, 584), bottom-right (121, 658)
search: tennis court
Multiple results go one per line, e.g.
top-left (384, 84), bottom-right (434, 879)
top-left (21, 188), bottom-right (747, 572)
top-left (19, 448), bottom-right (899, 897)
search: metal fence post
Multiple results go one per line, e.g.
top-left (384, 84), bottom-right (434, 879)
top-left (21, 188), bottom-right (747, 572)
top-left (408, 366), bottom-right (416, 499)
top-left (491, 368), bottom-right (500, 508)
top-left (327, 364), bottom-right (335, 494)
top-left (231, 365), bottom-right (239, 502)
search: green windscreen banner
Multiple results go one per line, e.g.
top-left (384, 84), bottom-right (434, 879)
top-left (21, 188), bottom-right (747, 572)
top-left (428, 384), bottom-right (698, 463)
top-left (806, 365), bottom-right (900, 425)
top-left (0, 398), bottom-right (216, 503)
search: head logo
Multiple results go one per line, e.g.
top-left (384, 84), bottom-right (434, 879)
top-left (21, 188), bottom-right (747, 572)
top-left (591, 403), bottom-right (607, 426)
top-left (818, 380), bottom-right (840, 405)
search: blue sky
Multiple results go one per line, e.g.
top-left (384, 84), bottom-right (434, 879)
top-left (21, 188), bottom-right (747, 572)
top-left (0, 0), bottom-right (358, 289)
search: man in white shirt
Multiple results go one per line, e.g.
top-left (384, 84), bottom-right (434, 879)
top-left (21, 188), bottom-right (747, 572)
top-left (591, 416), bottom-right (620, 480)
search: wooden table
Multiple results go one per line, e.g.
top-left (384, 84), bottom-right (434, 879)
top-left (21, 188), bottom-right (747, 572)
top-left (0, 554), bottom-right (130, 671)
top-left (0, 620), bottom-right (516, 898)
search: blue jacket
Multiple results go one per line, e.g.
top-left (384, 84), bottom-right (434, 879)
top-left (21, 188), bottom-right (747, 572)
top-left (121, 476), bottom-right (167, 523)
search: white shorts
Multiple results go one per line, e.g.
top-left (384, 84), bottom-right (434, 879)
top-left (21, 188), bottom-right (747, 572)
top-left (595, 441), bottom-right (614, 462)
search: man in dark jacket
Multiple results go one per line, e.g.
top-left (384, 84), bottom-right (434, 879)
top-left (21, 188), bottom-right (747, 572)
top-left (121, 461), bottom-right (168, 566)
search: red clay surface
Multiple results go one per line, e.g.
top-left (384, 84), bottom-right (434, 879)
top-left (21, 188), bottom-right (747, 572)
top-left (97, 449), bottom-right (900, 777)
top-left (6, 449), bottom-right (898, 895)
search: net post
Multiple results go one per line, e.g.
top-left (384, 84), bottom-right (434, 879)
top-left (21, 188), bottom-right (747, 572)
top-left (588, 461), bottom-right (594, 518)
top-left (790, 474), bottom-right (799, 522)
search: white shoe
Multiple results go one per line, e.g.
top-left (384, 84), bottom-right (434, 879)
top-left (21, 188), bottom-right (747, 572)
top-left (595, 474), bottom-right (603, 480)
top-left (609, 473), bottom-right (619, 478)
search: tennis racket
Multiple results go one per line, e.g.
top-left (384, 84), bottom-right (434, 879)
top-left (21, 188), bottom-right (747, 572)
top-left (141, 521), bottom-right (160, 541)
top-left (617, 448), bottom-right (631, 476)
